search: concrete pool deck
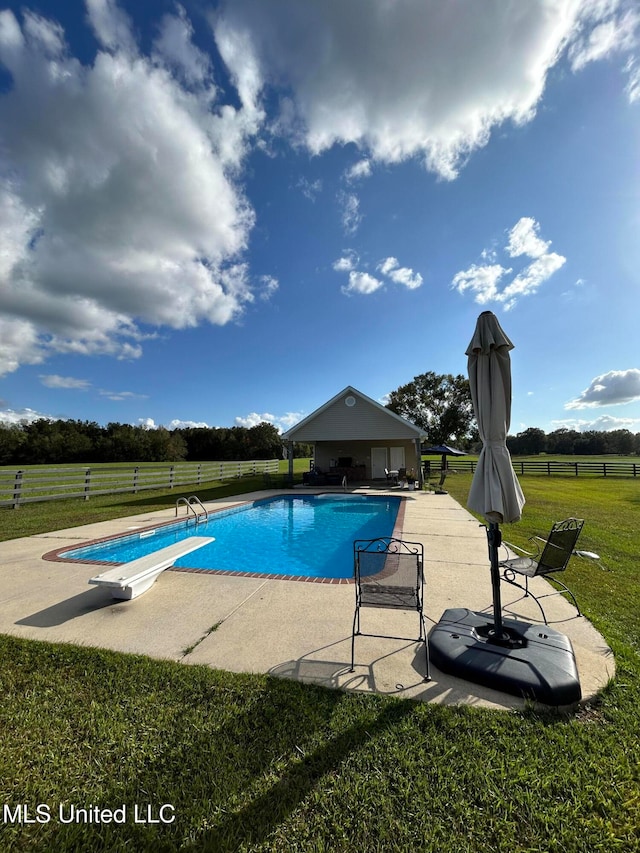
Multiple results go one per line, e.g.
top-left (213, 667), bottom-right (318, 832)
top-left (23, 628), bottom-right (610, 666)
top-left (0, 488), bottom-right (614, 711)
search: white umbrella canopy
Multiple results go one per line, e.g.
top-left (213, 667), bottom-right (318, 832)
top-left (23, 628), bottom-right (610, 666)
top-left (466, 311), bottom-right (525, 524)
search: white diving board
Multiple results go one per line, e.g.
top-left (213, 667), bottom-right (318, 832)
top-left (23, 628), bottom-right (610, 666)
top-left (88, 536), bottom-right (214, 600)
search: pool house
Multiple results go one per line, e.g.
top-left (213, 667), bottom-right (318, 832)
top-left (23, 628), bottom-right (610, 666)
top-left (282, 386), bottom-right (425, 486)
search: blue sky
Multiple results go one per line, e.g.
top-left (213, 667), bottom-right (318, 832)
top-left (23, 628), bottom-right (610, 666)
top-left (1, 0), bottom-right (639, 437)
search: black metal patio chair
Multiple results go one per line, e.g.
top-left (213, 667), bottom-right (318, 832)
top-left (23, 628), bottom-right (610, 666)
top-left (350, 537), bottom-right (430, 681)
top-left (499, 517), bottom-right (588, 624)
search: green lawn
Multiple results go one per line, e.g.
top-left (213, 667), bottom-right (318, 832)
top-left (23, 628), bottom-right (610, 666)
top-left (1, 469), bottom-right (639, 851)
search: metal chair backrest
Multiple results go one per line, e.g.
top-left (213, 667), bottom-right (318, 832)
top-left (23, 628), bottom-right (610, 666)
top-left (537, 518), bottom-right (584, 576)
top-left (354, 537), bottom-right (423, 611)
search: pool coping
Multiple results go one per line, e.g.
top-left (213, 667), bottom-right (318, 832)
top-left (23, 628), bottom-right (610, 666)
top-left (40, 492), bottom-right (408, 585)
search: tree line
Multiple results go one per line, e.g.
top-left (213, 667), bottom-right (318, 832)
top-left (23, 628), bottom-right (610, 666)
top-left (0, 419), bottom-right (310, 466)
top-left (506, 426), bottom-right (640, 457)
top-left (2, 371), bottom-right (638, 467)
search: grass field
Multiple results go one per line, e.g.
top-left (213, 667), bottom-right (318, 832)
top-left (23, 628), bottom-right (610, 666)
top-left (1, 465), bottom-right (639, 851)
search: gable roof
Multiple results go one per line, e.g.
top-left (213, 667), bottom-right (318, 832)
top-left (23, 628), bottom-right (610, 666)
top-left (282, 386), bottom-right (424, 442)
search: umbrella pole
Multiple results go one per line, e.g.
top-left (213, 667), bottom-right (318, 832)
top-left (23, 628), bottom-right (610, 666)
top-left (487, 523), bottom-right (509, 641)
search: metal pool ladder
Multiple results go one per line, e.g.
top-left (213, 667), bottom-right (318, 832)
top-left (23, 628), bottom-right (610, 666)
top-left (175, 495), bottom-right (209, 525)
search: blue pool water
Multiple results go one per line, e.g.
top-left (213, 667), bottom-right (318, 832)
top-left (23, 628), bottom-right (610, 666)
top-left (61, 494), bottom-right (401, 579)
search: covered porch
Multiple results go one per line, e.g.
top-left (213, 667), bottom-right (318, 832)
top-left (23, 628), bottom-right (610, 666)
top-left (282, 386), bottom-right (425, 487)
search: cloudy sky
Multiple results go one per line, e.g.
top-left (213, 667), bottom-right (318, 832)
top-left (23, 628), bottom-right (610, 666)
top-left (1, 0), bottom-right (639, 436)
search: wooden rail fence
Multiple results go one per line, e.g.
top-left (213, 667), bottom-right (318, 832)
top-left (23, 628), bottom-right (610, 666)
top-left (0, 460), bottom-right (280, 508)
top-left (425, 459), bottom-right (640, 478)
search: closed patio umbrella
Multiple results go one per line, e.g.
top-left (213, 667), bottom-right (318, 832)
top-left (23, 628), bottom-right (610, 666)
top-left (429, 310), bottom-right (581, 702)
top-left (466, 310), bottom-right (525, 639)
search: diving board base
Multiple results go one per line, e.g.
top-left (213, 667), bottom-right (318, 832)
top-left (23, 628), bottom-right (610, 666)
top-left (88, 537), bottom-right (214, 600)
top-left (429, 608), bottom-right (581, 706)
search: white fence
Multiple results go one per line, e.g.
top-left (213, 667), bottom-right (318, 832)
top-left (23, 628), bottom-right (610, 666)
top-left (0, 460), bottom-right (280, 508)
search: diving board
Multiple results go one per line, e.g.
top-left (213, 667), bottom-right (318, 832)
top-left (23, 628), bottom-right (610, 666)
top-left (88, 537), bottom-right (214, 600)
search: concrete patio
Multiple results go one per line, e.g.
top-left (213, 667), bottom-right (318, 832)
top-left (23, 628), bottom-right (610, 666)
top-left (0, 489), bottom-right (614, 711)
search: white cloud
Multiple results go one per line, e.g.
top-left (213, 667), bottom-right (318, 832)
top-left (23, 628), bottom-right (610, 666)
top-left (582, 414), bottom-right (640, 431)
top-left (278, 411), bottom-right (305, 429)
top-left (506, 217), bottom-right (550, 259)
top-left (0, 317), bottom-right (45, 376)
top-left (451, 263), bottom-right (511, 304)
top-left (39, 374), bottom-right (91, 390)
top-left (152, 5), bottom-right (213, 87)
top-left (565, 368), bottom-right (640, 409)
top-left (258, 275), bottom-right (279, 301)
top-left (569, 4), bottom-right (639, 72)
top-left (498, 252), bottom-right (567, 310)
top-left (234, 411), bottom-right (302, 431)
top-left (338, 192), bottom-right (362, 235)
top-left (167, 418), bottom-right (212, 429)
top-left (333, 252), bottom-right (358, 273)
top-left (99, 389), bottom-right (148, 402)
top-left (552, 414), bottom-right (640, 432)
top-left (0, 406), bottom-right (53, 425)
top-left (452, 217), bottom-right (565, 309)
top-left (86, 0), bottom-right (137, 55)
top-left (234, 411), bottom-right (277, 428)
top-left (297, 177), bottom-right (322, 201)
top-left (342, 271), bottom-right (384, 296)
top-left (0, 4), bottom-right (263, 375)
top-left (625, 57), bottom-right (640, 101)
top-left (334, 253), bottom-right (422, 295)
top-left (345, 159), bottom-right (372, 181)
top-left (215, 0), bottom-right (637, 177)
top-left (377, 257), bottom-right (423, 290)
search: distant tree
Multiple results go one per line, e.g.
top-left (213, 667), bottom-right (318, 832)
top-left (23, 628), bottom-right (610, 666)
top-left (146, 427), bottom-right (187, 462)
top-left (180, 427), bottom-right (223, 461)
top-left (508, 427), bottom-right (547, 456)
top-left (292, 442), bottom-right (313, 458)
top-left (574, 431), bottom-right (607, 455)
top-left (100, 423), bottom-right (149, 462)
top-left (0, 424), bottom-right (25, 464)
top-left (246, 422), bottom-right (283, 459)
top-left (386, 371), bottom-right (476, 446)
top-left (546, 428), bottom-right (581, 455)
top-left (605, 429), bottom-right (635, 455)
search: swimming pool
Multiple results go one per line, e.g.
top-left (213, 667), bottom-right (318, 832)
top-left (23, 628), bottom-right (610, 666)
top-left (55, 494), bottom-right (403, 581)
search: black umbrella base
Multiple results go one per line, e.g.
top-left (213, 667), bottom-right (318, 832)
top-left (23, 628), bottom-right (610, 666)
top-left (429, 608), bottom-right (581, 706)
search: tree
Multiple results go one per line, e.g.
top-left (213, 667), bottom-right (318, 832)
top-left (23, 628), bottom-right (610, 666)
top-left (246, 422), bottom-right (283, 459)
top-left (385, 371), bottom-right (476, 446)
top-left (508, 427), bottom-right (547, 455)
top-left (546, 428), bottom-right (581, 455)
top-left (0, 424), bottom-right (25, 464)
top-left (605, 429), bottom-right (635, 455)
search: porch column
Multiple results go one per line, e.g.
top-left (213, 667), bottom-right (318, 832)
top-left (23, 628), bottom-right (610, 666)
top-left (416, 438), bottom-right (423, 487)
top-left (286, 441), bottom-right (294, 483)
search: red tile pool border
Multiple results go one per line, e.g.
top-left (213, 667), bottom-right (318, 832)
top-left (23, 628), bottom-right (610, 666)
top-left (41, 491), bottom-right (408, 584)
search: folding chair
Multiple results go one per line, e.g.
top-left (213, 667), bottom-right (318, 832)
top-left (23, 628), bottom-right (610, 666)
top-left (499, 517), bottom-right (586, 624)
top-left (384, 467), bottom-right (398, 486)
top-left (350, 537), bottom-right (430, 681)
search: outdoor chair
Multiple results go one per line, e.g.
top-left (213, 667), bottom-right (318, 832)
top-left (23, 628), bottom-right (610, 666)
top-left (384, 467), bottom-right (398, 486)
top-left (499, 517), bottom-right (585, 624)
top-left (350, 537), bottom-right (430, 681)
